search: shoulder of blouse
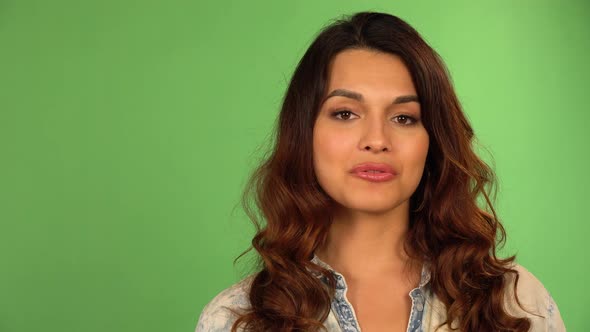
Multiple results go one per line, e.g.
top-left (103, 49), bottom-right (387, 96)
top-left (503, 263), bottom-right (566, 332)
top-left (424, 262), bottom-right (566, 332)
top-left (194, 275), bottom-right (254, 332)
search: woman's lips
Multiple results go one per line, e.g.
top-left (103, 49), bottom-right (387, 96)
top-left (350, 162), bottom-right (396, 174)
top-left (350, 162), bottom-right (397, 182)
top-left (351, 170), bottom-right (396, 182)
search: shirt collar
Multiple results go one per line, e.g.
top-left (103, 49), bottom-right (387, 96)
top-left (310, 253), bottom-right (431, 289)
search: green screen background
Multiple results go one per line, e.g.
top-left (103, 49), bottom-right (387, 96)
top-left (1, 0), bottom-right (588, 331)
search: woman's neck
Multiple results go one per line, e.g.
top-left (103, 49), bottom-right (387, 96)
top-left (315, 201), bottom-right (419, 279)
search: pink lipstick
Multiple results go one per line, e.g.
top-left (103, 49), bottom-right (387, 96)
top-left (350, 162), bottom-right (397, 182)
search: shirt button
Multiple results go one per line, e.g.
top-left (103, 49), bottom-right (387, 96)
top-left (415, 302), bottom-right (424, 311)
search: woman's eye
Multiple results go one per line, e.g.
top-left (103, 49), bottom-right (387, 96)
top-left (393, 115), bottom-right (417, 125)
top-left (330, 110), bottom-right (357, 120)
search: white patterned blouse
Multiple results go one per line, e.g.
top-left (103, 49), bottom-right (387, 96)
top-left (195, 254), bottom-right (565, 331)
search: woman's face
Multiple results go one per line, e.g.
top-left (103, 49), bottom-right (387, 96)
top-left (312, 48), bottom-right (429, 214)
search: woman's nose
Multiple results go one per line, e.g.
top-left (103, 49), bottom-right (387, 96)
top-left (359, 120), bottom-right (391, 152)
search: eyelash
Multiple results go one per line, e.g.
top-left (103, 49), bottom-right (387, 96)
top-left (329, 110), bottom-right (418, 126)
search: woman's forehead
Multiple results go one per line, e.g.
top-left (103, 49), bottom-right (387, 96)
top-left (323, 50), bottom-right (417, 105)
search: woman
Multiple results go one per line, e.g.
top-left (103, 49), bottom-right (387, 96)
top-left (195, 11), bottom-right (565, 332)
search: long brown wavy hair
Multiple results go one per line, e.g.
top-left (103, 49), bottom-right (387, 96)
top-left (230, 11), bottom-right (533, 332)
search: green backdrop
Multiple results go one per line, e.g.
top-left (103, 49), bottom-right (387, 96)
top-left (1, 0), bottom-right (588, 331)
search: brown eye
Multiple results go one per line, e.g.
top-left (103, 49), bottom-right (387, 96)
top-left (330, 110), bottom-right (357, 120)
top-left (393, 115), bottom-right (417, 125)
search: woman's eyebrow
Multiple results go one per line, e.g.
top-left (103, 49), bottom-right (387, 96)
top-left (323, 88), bottom-right (419, 104)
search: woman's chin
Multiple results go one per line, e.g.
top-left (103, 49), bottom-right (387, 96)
top-left (337, 199), bottom-right (408, 215)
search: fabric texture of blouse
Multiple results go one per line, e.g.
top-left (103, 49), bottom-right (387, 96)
top-left (195, 254), bottom-right (566, 331)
